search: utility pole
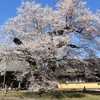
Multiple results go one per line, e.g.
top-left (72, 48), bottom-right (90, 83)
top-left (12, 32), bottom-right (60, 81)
top-left (3, 57), bottom-right (8, 93)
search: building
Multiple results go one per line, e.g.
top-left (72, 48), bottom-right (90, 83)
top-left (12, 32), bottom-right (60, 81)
top-left (55, 58), bottom-right (100, 83)
top-left (0, 59), bottom-right (29, 88)
top-left (0, 56), bottom-right (100, 88)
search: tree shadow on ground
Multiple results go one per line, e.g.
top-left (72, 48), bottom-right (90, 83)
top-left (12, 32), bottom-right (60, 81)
top-left (65, 92), bottom-right (85, 98)
top-left (21, 91), bottom-right (86, 99)
top-left (45, 91), bottom-right (85, 99)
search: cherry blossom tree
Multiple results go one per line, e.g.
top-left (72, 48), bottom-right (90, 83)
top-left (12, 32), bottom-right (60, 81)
top-left (0, 0), bottom-right (100, 91)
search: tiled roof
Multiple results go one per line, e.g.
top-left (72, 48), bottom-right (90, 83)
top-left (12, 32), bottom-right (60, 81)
top-left (0, 60), bottom-right (29, 71)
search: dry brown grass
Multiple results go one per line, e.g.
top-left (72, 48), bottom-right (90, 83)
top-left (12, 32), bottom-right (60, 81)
top-left (0, 97), bottom-right (33, 100)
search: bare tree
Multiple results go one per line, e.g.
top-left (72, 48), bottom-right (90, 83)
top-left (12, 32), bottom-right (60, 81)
top-left (0, 0), bottom-right (100, 91)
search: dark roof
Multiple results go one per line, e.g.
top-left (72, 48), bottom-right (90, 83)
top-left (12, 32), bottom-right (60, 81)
top-left (55, 58), bottom-right (100, 78)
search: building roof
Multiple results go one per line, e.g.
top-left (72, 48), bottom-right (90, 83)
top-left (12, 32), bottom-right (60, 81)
top-left (0, 60), bottom-right (29, 72)
top-left (55, 58), bottom-right (100, 79)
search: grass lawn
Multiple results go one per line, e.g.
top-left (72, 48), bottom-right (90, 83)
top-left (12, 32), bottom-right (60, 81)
top-left (0, 91), bottom-right (100, 100)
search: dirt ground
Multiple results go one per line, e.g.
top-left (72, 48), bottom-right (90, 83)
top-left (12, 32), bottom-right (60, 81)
top-left (0, 97), bottom-right (57, 100)
top-left (0, 97), bottom-right (40, 100)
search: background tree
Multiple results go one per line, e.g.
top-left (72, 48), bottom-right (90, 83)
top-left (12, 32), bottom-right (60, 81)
top-left (0, 0), bottom-right (100, 91)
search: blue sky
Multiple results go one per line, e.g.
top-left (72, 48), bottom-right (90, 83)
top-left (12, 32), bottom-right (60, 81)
top-left (0, 0), bottom-right (100, 25)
